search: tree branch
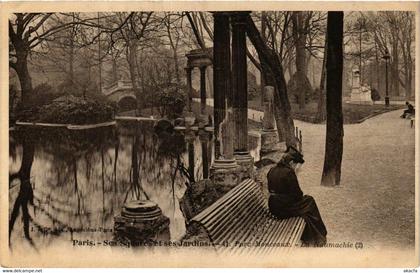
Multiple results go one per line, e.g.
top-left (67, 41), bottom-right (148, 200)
top-left (185, 12), bottom-right (207, 51)
top-left (9, 20), bottom-right (18, 44)
top-left (9, 61), bottom-right (17, 71)
top-left (25, 13), bottom-right (52, 38)
top-left (199, 12), bottom-right (214, 40)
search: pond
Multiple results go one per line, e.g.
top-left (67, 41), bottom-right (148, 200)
top-left (8, 121), bottom-right (260, 251)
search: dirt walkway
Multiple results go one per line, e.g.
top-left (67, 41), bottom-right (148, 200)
top-left (258, 109), bottom-right (415, 250)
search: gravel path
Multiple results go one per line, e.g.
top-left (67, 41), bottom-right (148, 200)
top-left (258, 109), bottom-right (415, 250)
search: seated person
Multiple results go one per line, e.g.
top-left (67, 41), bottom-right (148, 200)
top-left (401, 101), bottom-right (415, 118)
top-left (267, 146), bottom-right (327, 246)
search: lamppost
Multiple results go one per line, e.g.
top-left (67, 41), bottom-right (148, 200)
top-left (382, 50), bottom-right (390, 106)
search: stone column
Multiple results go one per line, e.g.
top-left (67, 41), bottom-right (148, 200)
top-left (199, 66), bottom-right (207, 114)
top-left (350, 68), bottom-right (361, 103)
top-left (262, 86), bottom-right (275, 130)
top-left (212, 12), bottom-right (229, 158)
top-left (185, 132), bottom-right (195, 182)
top-left (185, 67), bottom-right (193, 112)
top-left (212, 12), bottom-right (235, 164)
top-left (199, 131), bottom-right (210, 179)
top-left (210, 12), bottom-right (238, 189)
top-left (231, 12), bottom-right (253, 176)
top-left (260, 86), bottom-right (279, 156)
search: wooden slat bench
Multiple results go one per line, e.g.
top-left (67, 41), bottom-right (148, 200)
top-left (190, 178), bottom-right (306, 255)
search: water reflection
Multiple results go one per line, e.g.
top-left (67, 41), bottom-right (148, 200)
top-left (9, 122), bottom-right (259, 250)
top-left (9, 137), bottom-right (35, 247)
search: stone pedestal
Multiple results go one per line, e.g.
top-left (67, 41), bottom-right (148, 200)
top-left (262, 86), bottom-right (276, 130)
top-left (114, 200), bottom-right (170, 244)
top-left (211, 110), bottom-right (238, 183)
top-left (210, 109), bottom-right (240, 187)
top-left (210, 161), bottom-right (241, 189)
top-left (260, 129), bottom-right (278, 155)
top-left (260, 86), bottom-right (279, 155)
top-left (350, 87), bottom-right (373, 105)
top-left (349, 68), bottom-right (373, 105)
top-left (234, 151), bottom-right (254, 179)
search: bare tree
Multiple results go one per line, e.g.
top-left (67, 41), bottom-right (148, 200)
top-left (397, 12), bottom-right (415, 98)
top-left (245, 14), bottom-right (297, 147)
top-left (367, 12), bottom-right (405, 97)
top-left (291, 11), bottom-right (312, 109)
top-left (110, 12), bottom-right (157, 111)
top-left (162, 12), bottom-right (184, 87)
top-left (9, 13), bottom-right (100, 105)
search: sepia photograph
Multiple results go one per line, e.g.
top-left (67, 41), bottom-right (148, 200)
top-left (2, 2), bottom-right (418, 268)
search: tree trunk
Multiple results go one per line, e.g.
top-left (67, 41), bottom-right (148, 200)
top-left (245, 14), bottom-right (296, 147)
top-left (127, 39), bottom-right (141, 111)
top-left (69, 38), bottom-right (74, 86)
top-left (375, 40), bottom-right (380, 91)
top-left (292, 12), bottom-right (309, 109)
top-left (69, 15), bottom-right (75, 87)
top-left (321, 12), bottom-right (344, 187)
top-left (401, 42), bottom-right (413, 99)
top-left (316, 38), bottom-right (327, 123)
top-left (260, 11), bottom-right (267, 107)
top-left (173, 51), bottom-right (181, 87)
top-left (15, 49), bottom-right (33, 107)
top-left (287, 59), bottom-right (294, 81)
top-left (112, 57), bottom-right (118, 82)
top-left (404, 63), bottom-right (412, 99)
top-left (405, 78), bottom-right (411, 99)
top-left (391, 33), bottom-right (399, 96)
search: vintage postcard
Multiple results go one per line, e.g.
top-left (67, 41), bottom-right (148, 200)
top-left (1, 1), bottom-right (419, 268)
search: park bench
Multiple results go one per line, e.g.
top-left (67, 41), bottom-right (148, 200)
top-left (190, 178), bottom-right (306, 255)
top-left (403, 113), bottom-right (415, 128)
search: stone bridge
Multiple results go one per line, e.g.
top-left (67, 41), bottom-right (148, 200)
top-left (102, 80), bottom-right (137, 111)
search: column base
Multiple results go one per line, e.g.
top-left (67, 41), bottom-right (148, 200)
top-left (260, 129), bottom-right (278, 156)
top-left (196, 114), bottom-right (210, 129)
top-left (211, 158), bottom-right (238, 169)
top-left (114, 201), bottom-right (170, 243)
top-left (210, 159), bottom-right (241, 190)
top-left (234, 151), bottom-right (255, 179)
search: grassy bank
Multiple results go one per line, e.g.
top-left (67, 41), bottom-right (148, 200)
top-left (248, 100), bottom-right (405, 124)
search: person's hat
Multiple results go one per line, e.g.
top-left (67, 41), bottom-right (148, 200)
top-left (284, 145), bottom-right (305, 164)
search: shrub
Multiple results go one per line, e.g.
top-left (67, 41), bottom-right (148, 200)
top-left (159, 90), bottom-right (186, 119)
top-left (17, 94), bottom-right (115, 125)
top-left (16, 82), bottom-right (62, 110)
top-left (153, 84), bottom-right (186, 119)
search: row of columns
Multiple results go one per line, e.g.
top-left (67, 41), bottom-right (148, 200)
top-left (185, 65), bottom-right (208, 115)
top-left (212, 11), bottom-right (253, 178)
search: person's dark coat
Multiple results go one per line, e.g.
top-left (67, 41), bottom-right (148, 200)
top-left (267, 161), bottom-right (327, 245)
